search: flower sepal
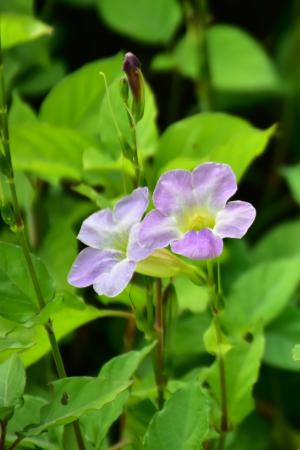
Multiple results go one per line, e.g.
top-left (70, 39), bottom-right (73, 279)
top-left (136, 249), bottom-right (206, 285)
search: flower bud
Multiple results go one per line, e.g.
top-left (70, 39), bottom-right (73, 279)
top-left (123, 52), bottom-right (145, 123)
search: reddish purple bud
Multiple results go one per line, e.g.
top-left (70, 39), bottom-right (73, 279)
top-left (123, 52), bottom-right (145, 122)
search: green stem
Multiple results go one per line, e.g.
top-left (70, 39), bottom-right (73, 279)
top-left (6, 436), bottom-right (23, 450)
top-left (0, 35), bottom-right (86, 450)
top-left (155, 279), bottom-right (165, 409)
top-left (207, 262), bottom-right (228, 444)
top-left (0, 422), bottom-right (7, 450)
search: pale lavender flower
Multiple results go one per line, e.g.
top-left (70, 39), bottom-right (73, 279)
top-left (68, 187), bottom-right (153, 297)
top-left (139, 163), bottom-right (256, 260)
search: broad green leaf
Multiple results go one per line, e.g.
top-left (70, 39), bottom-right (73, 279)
top-left (96, 0), bottom-right (182, 44)
top-left (10, 122), bottom-right (92, 182)
top-left (174, 278), bottom-right (209, 313)
top-left (205, 333), bottom-right (264, 426)
top-left (81, 343), bottom-right (156, 448)
top-left (40, 54), bottom-right (123, 137)
top-left (252, 219), bottom-right (300, 262)
top-left (0, 242), bottom-right (55, 323)
top-left (281, 164), bottom-right (300, 205)
top-left (143, 382), bottom-right (210, 450)
top-left (0, 13), bottom-right (52, 49)
top-left (26, 377), bottom-right (131, 435)
top-left (20, 303), bottom-right (130, 367)
top-left (173, 312), bottom-right (211, 358)
top-left (18, 61), bottom-right (66, 97)
top-left (203, 319), bottom-right (232, 356)
top-left (208, 25), bottom-right (280, 93)
top-left (0, 337), bottom-right (32, 353)
top-left (38, 191), bottom-right (92, 292)
top-left (264, 307), bottom-right (300, 371)
top-left (0, 354), bottom-right (26, 421)
top-left (8, 395), bottom-right (47, 436)
top-left (154, 113), bottom-right (275, 181)
top-left (226, 413), bottom-right (271, 450)
top-left (222, 258), bottom-right (300, 335)
top-left (9, 93), bottom-right (38, 126)
top-left (99, 78), bottom-right (158, 160)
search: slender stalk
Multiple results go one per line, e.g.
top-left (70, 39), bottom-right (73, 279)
top-left (154, 279), bottom-right (165, 408)
top-left (0, 36), bottom-right (86, 450)
top-left (6, 436), bottom-right (23, 450)
top-left (207, 262), bottom-right (228, 447)
top-left (0, 422), bottom-right (7, 450)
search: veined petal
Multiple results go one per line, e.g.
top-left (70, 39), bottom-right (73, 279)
top-left (127, 223), bottom-right (155, 262)
top-left (153, 170), bottom-right (194, 215)
top-left (114, 187), bottom-right (149, 228)
top-left (68, 248), bottom-right (122, 288)
top-left (78, 209), bottom-right (116, 249)
top-left (93, 259), bottom-right (136, 297)
top-left (214, 200), bottom-right (256, 238)
top-left (171, 229), bottom-right (223, 260)
top-left (139, 210), bottom-right (182, 250)
top-left (192, 163), bottom-right (237, 212)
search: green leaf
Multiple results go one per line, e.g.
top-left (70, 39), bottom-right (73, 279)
top-left (19, 303), bottom-right (130, 367)
top-left (252, 219), bottom-right (300, 262)
top-left (8, 395), bottom-right (47, 436)
top-left (174, 278), bottom-right (209, 313)
top-left (154, 112), bottom-right (275, 181)
top-left (0, 354), bottom-right (26, 421)
top-left (143, 382), bottom-right (210, 450)
top-left (0, 242), bottom-right (55, 323)
top-left (40, 54), bottom-right (123, 137)
top-left (208, 25), bottom-right (280, 93)
top-left (26, 377), bottom-right (131, 435)
top-left (96, 0), bottom-right (182, 44)
top-left (205, 333), bottom-right (264, 426)
top-left (226, 413), bottom-right (271, 450)
top-left (99, 78), bottom-right (158, 160)
top-left (281, 164), bottom-right (300, 205)
top-left (222, 258), bottom-right (300, 336)
top-left (10, 122), bottom-right (91, 182)
top-left (0, 13), bottom-right (52, 49)
top-left (264, 306), bottom-right (300, 371)
top-left (9, 93), bottom-right (38, 126)
top-left (81, 343), bottom-right (156, 448)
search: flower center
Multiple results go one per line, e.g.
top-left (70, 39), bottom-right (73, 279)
top-left (179, 208), bottom-right (215, 233)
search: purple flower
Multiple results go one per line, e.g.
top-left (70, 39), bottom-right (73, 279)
top-left (68, 187), bottom-right (153, 297)
top-left (139, 163), bottom-right (256, 260)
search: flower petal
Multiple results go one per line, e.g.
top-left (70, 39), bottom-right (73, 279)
top-left (114, 187), bottom-right (149, 228)
top-left (192, 163), bottom-right (237, 211)
top-left (93, 259), bottom-right (136, 297)
top-left (68, 248), bottom-right (122, 288)
top-left (78, 209), bottom-right (116, 249)
top-left (127, 223), bottom-right (155, 262)
top-left (171, 229), bottom-right (223, 260)
top-left (139, 210), bottom-right (181, 250)
top-left (153, 170), bottom-right (194, 215)
top-left (214, 201), bottom-right (256, 238)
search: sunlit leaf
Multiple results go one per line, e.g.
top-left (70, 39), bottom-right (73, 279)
top-left (155, 112), bottom-right (275, 181)
top-left (96, 0), bottom-right (182, 44)
top-left (143, 382), bottom-right (210, 450)
top-left (0, 13), bottom-right (52, 49)
top-left (0, 354), bottom-right (26, 421)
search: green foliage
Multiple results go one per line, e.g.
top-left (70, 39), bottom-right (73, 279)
top-left (222, 258), bottom-right (300, 335)
top-left (205, 332), bottom-right (264, 426)
top-left (208, 25), bottom-right (281, 93)
top-left (143, 382), bottom-right (210, 450)
top-left (40, 54), bottom-right (123, 138)
top-left (154, 113), bottom-right (275, 181)
top-left (0, 242), bottom-right (55, 323)
top-left (0, 354), bottom-right (25, 421)
top-left (96, 0), bottom-right (182, 44)
top-left (0, 13), bottom-right (52, 49)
